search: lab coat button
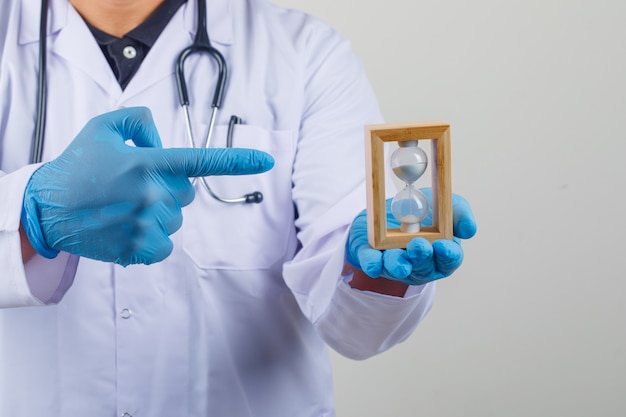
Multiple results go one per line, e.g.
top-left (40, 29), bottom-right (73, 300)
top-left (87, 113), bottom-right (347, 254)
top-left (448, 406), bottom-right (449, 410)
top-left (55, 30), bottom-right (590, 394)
top-left (120, 308), bottom-right (132, 319)
top-left (121, 413), bottom-right (132, 417)
top-left (123, 46), bottom-right (137, 59)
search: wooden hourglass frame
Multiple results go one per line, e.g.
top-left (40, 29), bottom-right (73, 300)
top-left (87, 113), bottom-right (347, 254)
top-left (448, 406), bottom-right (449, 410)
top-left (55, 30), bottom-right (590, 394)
top-left (364, 122), bottom-right (453, 250)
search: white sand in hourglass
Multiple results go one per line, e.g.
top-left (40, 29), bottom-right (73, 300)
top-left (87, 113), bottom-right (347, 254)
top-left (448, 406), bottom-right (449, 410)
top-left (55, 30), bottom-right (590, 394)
top-left (392, 163), bottom-right (427, 184)
top-left (390, 141), bottom-right (430, 233)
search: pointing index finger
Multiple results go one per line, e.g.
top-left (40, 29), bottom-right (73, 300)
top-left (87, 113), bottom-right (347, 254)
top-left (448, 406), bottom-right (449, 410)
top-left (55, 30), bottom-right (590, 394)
top-left (154, 147), bottom-right (275, 177)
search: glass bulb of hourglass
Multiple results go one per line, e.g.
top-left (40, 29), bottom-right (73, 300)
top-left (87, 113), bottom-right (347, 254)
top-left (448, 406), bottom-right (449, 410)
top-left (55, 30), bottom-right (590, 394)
top-left (390, 140), bottom-right (428, 184)
top-left (390, 141), bottom-right (429, 233)
top-left (391, 185), bottom-right (429, 233)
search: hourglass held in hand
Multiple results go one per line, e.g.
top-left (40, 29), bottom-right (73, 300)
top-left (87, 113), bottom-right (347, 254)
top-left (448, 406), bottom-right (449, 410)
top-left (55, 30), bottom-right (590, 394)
top-left (364, 122), bottom-right (453, 250)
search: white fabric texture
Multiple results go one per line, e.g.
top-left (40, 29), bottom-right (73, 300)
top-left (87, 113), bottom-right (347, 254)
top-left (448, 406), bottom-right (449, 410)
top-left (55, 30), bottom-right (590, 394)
top-left (0, 0), bottom-right (435, 415)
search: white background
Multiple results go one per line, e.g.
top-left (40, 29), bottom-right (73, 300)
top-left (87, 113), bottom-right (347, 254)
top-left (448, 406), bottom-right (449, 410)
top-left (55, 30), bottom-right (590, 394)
top-left (274, 0), bottom-right (626, 415)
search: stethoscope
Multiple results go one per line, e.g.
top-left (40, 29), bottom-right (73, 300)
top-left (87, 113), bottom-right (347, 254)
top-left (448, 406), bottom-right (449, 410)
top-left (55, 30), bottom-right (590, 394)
top-left (32, 0), bottom-right (263, 204)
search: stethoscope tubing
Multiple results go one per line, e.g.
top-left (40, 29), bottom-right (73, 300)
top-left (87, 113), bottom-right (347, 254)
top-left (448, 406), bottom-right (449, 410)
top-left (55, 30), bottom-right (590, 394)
top-left (31, 0), bottom-right (49, 164)
top-left (32, 0), bottom-right (263, 204)
top-left (175, 0), bottom-right (262, 204)
top-left (195, 115), bottom-right (263, 204)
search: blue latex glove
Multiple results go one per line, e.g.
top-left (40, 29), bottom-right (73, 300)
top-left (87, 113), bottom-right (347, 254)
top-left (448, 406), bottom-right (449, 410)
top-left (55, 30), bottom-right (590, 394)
top-left (346, 189), bottom-right (477, 285)
top-left (21, 107), bottom-right (274, 266)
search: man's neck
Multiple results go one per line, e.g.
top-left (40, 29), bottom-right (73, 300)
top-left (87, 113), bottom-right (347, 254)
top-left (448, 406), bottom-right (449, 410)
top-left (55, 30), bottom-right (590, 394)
top-left (69, 0), bottom-right (166, 37)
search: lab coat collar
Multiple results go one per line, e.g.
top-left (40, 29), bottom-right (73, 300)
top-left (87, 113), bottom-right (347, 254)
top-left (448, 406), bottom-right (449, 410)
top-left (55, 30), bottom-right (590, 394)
top-left (19, 0), bottom-right (234, 46)
top-left (18, 0), bottom-right (68, 45)
top-left (17, 0), bottom-right (234, 100)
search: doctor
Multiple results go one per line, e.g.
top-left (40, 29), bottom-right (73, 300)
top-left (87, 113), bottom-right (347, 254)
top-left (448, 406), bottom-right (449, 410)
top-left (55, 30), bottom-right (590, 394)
top-left (0, 0), bottom-right (476, 416)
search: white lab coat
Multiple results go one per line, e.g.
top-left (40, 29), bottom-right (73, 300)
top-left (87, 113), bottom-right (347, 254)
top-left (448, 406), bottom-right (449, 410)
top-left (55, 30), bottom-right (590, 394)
top-left (0, 0), bottom-right (435, 415)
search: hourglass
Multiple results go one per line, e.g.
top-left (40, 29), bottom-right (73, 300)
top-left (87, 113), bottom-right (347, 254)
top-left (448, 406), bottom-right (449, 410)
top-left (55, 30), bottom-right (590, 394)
top-left (364, 122), bottom-right (453, 250)
top-left (390, 141), bottom-right (430, 233)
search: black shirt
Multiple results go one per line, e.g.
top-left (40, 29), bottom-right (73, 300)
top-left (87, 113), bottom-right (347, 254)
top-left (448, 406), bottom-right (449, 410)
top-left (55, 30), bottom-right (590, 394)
top-left (86, 0), bottom-right (187, 90)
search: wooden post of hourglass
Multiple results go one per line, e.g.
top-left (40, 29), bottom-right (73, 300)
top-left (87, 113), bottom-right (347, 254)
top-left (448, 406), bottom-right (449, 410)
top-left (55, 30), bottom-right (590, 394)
top-left (364, 122), bottom-right (453, 250)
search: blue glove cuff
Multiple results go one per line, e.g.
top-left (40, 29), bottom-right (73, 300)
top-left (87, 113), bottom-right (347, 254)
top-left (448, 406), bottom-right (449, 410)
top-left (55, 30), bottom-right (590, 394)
top-left (21, 188), bottom-right (60, 260)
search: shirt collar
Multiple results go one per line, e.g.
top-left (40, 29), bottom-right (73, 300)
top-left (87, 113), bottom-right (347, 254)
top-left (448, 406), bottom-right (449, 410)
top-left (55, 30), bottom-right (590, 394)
top-left (126, 0), bottom-right (187, 47)
top-left (18, 0), bottom-right (234, 46)
top-left (86, 0), bottom-right (186, 48)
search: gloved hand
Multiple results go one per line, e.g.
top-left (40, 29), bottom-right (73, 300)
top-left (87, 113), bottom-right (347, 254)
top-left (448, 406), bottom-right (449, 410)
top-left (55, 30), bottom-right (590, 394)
top-left (21, 107), bottom-right (274, 266)
top-left (346, 189), bottom-right (477, 285)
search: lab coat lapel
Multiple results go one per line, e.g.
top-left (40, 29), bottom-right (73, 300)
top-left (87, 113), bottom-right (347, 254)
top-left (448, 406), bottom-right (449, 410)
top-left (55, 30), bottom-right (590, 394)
top-left (26, 0), bottom-right (121, 98)
top-left (121, 0), bottom-right (234, 101)
top-left (52, 10), bottom-right (121, 97)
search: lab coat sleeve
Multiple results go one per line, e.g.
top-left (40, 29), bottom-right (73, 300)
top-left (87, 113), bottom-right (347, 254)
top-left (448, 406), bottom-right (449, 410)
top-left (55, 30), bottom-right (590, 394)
top-left (314, 228), bottom-right (436, 360)
top-left (281, 16), bottom-right (435, 359)
top-left (0, 166), bottom-right (78, 308)
top-left (318, 280), bottom-right (435, 361)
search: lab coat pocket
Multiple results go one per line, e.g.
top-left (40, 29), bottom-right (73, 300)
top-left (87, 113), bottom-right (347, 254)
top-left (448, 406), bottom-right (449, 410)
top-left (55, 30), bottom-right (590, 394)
top-left (181, 124), bottom-right (295, 270)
